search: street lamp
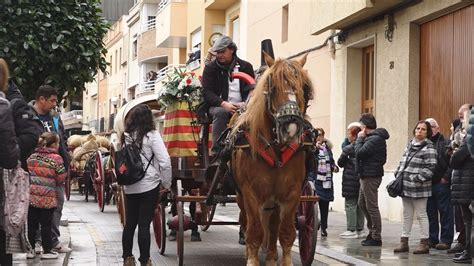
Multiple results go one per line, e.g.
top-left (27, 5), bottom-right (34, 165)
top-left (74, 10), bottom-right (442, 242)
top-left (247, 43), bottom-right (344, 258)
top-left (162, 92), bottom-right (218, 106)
top-left (111, 96), bottom-right (118, 113)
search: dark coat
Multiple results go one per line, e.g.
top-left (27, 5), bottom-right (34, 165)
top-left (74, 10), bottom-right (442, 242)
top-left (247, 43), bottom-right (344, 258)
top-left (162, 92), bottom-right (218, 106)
top-left (31, 106), bottom-right (70, 170)
top-left (337, 142), bottom-right (360, 198)
top-left (450, 139), bottom-right (474, 205)
top-left (355, 128), bottom-right (390, 178)
top-left (429, 133), bottom-right (451, 183)
top-left (5, 81), bottom-right (43, 170)
top-left (201, 57), bottom-right (255, 107)
top-left (0, 93), bottom-right (20, 169)
top-left (467, 107), bottom-right (474, 157)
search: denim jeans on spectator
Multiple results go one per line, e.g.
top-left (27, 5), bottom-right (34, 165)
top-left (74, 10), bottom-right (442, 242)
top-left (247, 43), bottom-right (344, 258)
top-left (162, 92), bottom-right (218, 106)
top-left (427, 182), bottom-right (454, 245)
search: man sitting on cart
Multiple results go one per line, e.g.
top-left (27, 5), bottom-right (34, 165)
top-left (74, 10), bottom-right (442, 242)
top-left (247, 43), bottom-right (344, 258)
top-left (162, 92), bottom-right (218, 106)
top-left (201, 35), bottom-right (255, 157)
top-left (201, 36), bottom-right (255, 245)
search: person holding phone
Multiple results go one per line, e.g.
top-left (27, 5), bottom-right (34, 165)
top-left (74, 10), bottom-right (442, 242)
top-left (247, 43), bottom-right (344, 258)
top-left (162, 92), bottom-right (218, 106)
top-left (354, 113), bottom-right (389, 246)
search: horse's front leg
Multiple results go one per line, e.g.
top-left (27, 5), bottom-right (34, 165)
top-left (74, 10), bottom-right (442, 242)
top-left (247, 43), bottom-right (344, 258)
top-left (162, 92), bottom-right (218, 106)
top-left (279, 200), bottom-right (299, 266)
top-left (242, 190), bottom-right (263, 266)
top-left (263, 206), bottom-right (280, 266)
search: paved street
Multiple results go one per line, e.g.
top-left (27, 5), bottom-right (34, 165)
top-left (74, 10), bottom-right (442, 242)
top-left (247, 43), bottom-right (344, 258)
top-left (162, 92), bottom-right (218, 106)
top-left (64, 192), bottom-right (344, 265)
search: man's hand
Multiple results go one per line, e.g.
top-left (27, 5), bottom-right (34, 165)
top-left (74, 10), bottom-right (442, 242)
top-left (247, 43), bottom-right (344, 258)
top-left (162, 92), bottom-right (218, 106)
top-left (221, 101), bottom-right (238, 113)
top-left (357, 130), bottom-right (366, 138)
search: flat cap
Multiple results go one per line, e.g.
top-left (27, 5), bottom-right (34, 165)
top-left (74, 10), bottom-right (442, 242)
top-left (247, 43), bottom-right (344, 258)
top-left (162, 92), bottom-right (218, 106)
top-left (210, 35), bottom-right (234, 52)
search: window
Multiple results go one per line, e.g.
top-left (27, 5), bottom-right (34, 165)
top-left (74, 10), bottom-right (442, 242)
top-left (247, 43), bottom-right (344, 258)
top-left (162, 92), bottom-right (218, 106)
top-left (109, 55), bottom-right (112, 75)
top-left (119, 47), bottom-right (122, 65)
top-left (115, 50), bottom-right (118, 73)
top-left (231, 17), bottom-right (240, 49)
top-left (282, 5), bottom-right (289, 43)
top-left (132, 40), bottom-right (138, 60)
top-left (191, 28), bottom-right (201, 49)
top-left (361, 45), bottom-right (375, 114)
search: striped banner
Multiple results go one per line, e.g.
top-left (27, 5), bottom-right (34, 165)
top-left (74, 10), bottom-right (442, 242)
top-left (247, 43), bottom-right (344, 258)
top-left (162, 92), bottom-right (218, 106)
top-left (162, 101), bottom-right (211, 156)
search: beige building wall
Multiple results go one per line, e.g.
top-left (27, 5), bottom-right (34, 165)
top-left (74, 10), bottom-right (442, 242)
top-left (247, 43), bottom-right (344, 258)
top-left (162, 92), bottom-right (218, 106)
top-left (246, 1), bottom-right (333, 134)
top-left (314, 0), bottom-right (470, 221)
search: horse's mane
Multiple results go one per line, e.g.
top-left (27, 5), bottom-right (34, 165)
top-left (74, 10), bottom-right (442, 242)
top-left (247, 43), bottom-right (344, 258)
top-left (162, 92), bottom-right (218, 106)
top-left (233, 57), bottom-right (314, 155)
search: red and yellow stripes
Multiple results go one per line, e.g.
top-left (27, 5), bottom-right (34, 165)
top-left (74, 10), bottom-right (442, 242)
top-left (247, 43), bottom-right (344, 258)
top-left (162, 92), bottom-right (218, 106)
top-left (162, 101), bottom-right (211, 156)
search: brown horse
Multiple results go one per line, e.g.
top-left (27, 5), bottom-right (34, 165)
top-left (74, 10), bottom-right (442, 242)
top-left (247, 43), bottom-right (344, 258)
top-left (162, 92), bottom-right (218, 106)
top-left (231, 53), bottom-right (313, 266)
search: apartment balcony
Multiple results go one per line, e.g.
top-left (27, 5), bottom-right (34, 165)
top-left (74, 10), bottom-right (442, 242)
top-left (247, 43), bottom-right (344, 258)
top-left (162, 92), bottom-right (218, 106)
top-left (61, 110), bottom-right (83, 130)
top-left (311, 0), bottom-right (408, 35)
top-left (156, 0), bottom-right (187, 48)
top-left (204, 0), bottom-right (238, 10)
top-left (137, 29), bottom-right (173, 63)
top-left (135, 64), bottom-right (186, 98)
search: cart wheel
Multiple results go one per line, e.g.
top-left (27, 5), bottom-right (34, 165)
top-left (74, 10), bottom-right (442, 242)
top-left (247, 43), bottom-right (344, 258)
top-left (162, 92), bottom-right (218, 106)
top-left (200, 204), bottom-right (216, 231)
top-left (95, 151), bottom-right (106, 212)
top-left (153, 201), bottom-right (167, 255)
top-left (298, 184), bottom-right (319, 266)
top-left (65, 167), bottom-right (71, 201)
top-left (176, 202), bottom-right (184, 266)
top-left (117, 186), bottom-right (126, 227)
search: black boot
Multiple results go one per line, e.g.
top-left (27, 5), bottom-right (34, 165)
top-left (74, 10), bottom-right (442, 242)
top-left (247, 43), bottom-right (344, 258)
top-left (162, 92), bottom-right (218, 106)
top-left (238, 227), bottom-right (246, 245)
top-left (452, 250), bottom-right (472, 264)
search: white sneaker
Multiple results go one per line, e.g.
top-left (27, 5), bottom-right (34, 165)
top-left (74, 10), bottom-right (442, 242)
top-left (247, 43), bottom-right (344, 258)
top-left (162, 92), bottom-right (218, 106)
top-left (41, 251), bottom-right (59, 260)
top-left (341, 231), bottom-right (358, 239)
top-left (52, 243), bottom-right (72, 253)
top-left (35, 242), bottom-right (43, 254)
top-left (357, 230), bottom-right (367, 239)
top-left (27, 250), bottom-right (36, 259)
top-left (339, 230), bottom-right (355, 237)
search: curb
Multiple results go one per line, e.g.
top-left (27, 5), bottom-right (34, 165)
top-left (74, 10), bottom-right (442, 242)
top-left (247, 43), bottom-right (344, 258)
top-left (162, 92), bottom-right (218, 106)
top-left (316, 245), bottom-right (376, 266)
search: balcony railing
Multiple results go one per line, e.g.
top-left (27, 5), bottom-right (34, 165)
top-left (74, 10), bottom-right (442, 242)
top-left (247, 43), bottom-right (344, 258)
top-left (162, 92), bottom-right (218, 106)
top-left (156, 64), bottom-right (186, 83)
top-left (61, 110), bottom-right (83, 121)
top-left (89, 119), bottom-right (98, 133)
top-left (157, 0), bottom-right (170, 14)
top-left (136, 80), bottom-right (156, 97)
top-left (141, 18), bottom-right (156, 33)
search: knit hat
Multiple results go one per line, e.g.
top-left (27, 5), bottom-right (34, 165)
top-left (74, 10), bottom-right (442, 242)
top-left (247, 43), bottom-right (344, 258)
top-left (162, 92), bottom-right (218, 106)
top-left (359, 113), bottom-right (377, 129)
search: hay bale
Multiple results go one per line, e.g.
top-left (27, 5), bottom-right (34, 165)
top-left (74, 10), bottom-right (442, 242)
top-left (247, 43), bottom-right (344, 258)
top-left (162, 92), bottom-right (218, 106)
top-left (96, 136), bottom-right (110, 149)
top-left (67, 135), bottom-right (83, 149)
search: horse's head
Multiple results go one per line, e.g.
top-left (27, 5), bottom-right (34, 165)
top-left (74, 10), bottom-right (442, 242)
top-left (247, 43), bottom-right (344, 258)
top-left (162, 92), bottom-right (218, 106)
top-left (261, 52), bottom-right (312, 144)
top-left (235, 53), bottom-right (313, 150)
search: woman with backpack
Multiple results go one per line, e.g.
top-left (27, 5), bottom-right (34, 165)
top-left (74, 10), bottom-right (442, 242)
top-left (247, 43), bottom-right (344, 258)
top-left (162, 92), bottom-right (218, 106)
top-left (26, 132), bottom-right (66, 260)
top-left (0, 58), bottom-right (21, 265)
top-left (121, 104), bottom-right (171, 266)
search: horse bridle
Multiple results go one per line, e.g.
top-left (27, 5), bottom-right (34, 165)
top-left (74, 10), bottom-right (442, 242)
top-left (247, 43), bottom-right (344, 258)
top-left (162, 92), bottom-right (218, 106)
top-left (263, 70), bottom-right (305, 144)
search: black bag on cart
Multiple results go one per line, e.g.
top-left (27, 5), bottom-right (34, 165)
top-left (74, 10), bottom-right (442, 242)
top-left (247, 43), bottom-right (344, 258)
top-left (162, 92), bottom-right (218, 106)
top-left (115, 141), bottom-right (154, 185)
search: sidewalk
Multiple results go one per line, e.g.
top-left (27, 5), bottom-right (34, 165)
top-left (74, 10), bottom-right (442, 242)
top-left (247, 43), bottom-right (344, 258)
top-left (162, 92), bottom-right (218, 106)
top-left (317, 209), bottom-right (464, 266)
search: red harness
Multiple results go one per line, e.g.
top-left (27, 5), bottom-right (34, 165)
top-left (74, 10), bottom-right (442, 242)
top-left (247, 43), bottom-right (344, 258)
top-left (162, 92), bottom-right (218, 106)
top-left (243, 131), bottom-right (302, 168)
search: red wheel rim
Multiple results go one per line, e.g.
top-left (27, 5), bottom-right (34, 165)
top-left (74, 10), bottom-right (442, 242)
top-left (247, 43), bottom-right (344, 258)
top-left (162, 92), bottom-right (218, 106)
top-left (153, 202), bottom-right (166, 254)
top-left (65, 167), bottom-right (71, 200)
top-left (298, 183), bottom-right (317, 265)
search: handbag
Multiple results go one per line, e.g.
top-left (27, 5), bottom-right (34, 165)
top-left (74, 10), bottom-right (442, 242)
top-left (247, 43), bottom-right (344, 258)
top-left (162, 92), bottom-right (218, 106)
top-left (386, 143), bottom-right (426, 198)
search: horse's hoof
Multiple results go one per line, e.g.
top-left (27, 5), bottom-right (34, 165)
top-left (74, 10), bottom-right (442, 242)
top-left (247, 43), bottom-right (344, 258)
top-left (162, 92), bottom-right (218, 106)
top-left (265, 260), bottom-right (277, 266)
top-left (239, 236), bottom-right (246, 245)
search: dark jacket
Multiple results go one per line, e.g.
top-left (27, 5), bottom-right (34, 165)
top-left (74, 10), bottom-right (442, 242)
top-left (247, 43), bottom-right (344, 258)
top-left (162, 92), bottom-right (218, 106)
top-left (467, 107), bottom-right (474, 157)
top-left (429, 133), bottom-right (451, 183)
top-left (31, 106), bottom-right (70, 170)
top-left (201, 57), bottom-right (255, 107)
top-left (0, 92), bottom-right (20, 169)
top-left (450, 139), bottom-right (474, 205)
top-left (355, 128), bottom-right (390, 178)
top-left (337, 142), bottom-right (360, 198)
top-left (5, 81), bottom-right (43, 170)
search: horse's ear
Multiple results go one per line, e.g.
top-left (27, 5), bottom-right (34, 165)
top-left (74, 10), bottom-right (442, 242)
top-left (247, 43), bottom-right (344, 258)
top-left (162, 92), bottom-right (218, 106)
top-left (298, 53), bottom-right (308, 67)
top-left (263, 51), bottom-right (274, 67)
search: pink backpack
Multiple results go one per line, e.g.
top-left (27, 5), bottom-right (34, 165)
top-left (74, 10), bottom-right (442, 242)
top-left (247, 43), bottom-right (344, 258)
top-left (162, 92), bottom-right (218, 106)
top-left (2, 163), bottom-right (30, 236)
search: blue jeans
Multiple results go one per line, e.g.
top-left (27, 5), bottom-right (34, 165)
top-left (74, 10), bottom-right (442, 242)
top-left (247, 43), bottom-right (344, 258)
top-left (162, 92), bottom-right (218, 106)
top-left (427, 182), bottom-right (454, 245)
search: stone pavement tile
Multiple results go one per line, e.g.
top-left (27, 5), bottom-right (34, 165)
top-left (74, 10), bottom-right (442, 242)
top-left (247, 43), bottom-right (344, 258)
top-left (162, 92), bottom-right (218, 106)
top-left (13, 223), bottom-right (71, 266)
top-left (319, 209), bottom-right (461, 266)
